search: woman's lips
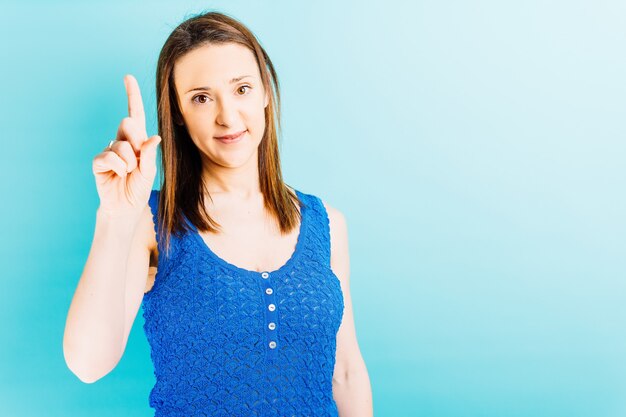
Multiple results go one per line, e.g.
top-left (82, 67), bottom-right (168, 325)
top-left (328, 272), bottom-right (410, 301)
top-left (214, 130), bottom-right (246, 143)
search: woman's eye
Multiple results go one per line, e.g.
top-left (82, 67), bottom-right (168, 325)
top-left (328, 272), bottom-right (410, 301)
top-left (237, 85), bottom-right (251, 95)
top-left (192, 94), bottom-right (210, 104)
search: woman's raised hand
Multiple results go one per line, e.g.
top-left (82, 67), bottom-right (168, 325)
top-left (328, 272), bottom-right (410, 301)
top-left (92, 74), bottom-right (161, 217)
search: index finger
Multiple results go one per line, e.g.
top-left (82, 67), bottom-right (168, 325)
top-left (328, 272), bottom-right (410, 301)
top-left (124, 74), bottom-right (147, 133)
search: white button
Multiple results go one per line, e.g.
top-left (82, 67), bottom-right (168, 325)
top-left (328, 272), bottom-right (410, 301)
top-left (268, 303), bottom-right (276, 312)
top-left (261, 272), bottom-right (269, 279)
top-left (265, 288), bottom-right (273, 295)
top-left (269, 341), bottom-right (276, 349)
top-left (268, 322), bottom-right (276, 330)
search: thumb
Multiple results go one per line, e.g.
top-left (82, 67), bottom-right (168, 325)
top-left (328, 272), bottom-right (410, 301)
top-left (139, 134), bottom-right (161, 179)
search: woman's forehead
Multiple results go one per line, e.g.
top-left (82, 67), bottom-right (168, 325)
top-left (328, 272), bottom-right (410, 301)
top-left (174, 44), bottom-right (260, 88)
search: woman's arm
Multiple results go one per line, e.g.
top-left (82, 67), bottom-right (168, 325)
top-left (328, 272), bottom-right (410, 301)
top-left (63, 207), bottom-right (146, 383)
top-left (324, 201), bottom-right (374, 417)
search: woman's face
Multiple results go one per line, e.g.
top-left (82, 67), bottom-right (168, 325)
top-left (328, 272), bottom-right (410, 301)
top-left (173, 42), bottom-right (269, 169)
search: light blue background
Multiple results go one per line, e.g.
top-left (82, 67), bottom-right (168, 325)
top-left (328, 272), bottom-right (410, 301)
top-left (1, 1), bottom-right (624, 416)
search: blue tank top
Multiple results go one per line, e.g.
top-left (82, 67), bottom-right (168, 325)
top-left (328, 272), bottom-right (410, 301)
top-left (142, 188), bottom-right (345, 416)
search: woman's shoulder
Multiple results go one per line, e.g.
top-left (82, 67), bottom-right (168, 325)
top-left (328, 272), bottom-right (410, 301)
top-left (293, 187), bottom-right (339, 217)
top-left (295, 188), bottom-right (348, 267)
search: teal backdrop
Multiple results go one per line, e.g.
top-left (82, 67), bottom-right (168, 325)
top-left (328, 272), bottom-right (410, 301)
top-left (1, 1), bottom-right (624, 416)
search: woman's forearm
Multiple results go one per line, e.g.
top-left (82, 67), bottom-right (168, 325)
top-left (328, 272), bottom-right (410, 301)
top-left (333, 366), bottom-right (374, 417)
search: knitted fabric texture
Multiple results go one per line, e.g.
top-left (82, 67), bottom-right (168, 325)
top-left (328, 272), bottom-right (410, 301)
top-left (141, 188), bottom-right (345, 416)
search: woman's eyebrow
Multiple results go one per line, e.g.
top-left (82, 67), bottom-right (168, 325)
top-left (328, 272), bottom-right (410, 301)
top-left (186, 75), bottom-right (254, 94)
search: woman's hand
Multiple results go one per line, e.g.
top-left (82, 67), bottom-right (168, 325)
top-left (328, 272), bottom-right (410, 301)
top-left (92, 74), bottom-right (161, 217)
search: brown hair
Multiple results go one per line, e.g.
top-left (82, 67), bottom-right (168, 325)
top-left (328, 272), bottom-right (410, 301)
top-left (154, 10), bottom-right (301, 258)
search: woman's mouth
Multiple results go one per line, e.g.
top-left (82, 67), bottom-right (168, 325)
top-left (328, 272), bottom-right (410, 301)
top-left (214, 130), bottom-right (246, 144)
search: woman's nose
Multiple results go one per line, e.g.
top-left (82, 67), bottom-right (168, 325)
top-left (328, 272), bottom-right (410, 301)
top-left (215, 97), bottom-right (239, 126)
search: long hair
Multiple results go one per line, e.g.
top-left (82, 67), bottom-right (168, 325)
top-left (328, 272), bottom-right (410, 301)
top-left (154, 10), bottom-right (301, 258)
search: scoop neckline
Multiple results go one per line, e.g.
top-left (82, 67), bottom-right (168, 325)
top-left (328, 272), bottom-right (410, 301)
top-left (186, 188), bottom-right (309, 277)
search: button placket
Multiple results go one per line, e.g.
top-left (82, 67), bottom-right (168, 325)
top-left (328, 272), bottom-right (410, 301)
top-left (260, 271), bottom-right (278, 353)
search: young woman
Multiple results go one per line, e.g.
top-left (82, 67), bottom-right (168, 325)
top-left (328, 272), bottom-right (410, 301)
top-left (64, 10), bottom-right (373, 416)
